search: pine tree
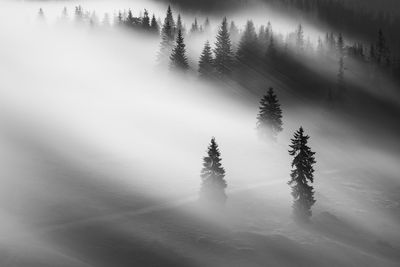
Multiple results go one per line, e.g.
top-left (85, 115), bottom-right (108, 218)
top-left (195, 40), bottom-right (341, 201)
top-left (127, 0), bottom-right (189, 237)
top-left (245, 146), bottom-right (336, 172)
top-left (199, 41), bottom-right (215, 78)
top-left (142, 9), bottom-right (150, 30)
top-left (157, 15), bottom-right (175, 65)
top-left (38, 8), bottom-right (45, 20)
top-left (190, 18), bottom-right (199, 34)
top-left (214, 17), bottom-right (234, 77)
top-left (257, 87), bottom-right (283, 139)
top-left (199, 138), bottom-right (227, 205)
top-left (296, 24), bottom-right (304, 51)
top-left (176, 14), bottom-right (185, 35)
top-left (236, 20), bottom-right (258, 67)
top-left (204, 17), bottom-right (211, 33)
top-left (265, 34), bottom-right (277, 61)
top-left (288, 127), bottom-right (316, 222)
top-left (170, 29), bottom-right (189, 71)
top-left (337, 33), bottom-right (345, 94)
top-left (150, 14), bottom-right (159, 34)
top-left (164, 5), bottom-right (176, 37)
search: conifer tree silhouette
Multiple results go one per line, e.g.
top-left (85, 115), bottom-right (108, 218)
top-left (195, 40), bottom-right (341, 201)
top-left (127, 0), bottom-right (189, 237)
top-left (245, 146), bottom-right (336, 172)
top-left (198, 41), bottom-right (215, 78)
top-left (214, 17), bottom-right (234, 77)
top-left (236, 20), bottom-right (258, 67)
top-left (200, 138), bottom-right (227, 205)
top-left (157, 7), bottom-right (176, 66)
top-left (257, 87), bottom-right (283, 139)
top-left (170, 29), bottom-right (189, 71)
top-left (288, 127), bottom-right (316, 223)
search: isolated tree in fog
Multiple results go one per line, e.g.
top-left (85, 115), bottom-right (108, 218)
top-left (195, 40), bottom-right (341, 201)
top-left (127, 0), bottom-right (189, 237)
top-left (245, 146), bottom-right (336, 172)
top-left (198, 41), bottom-right (215, 78)
top-left (214, 17), bottom-right (235, 76)
top-left (37, 8), bottom-right (45, 20)
top-left (199, 138), bottom-right (227, 205)
top-left (288, 127), bottom-right (316, 222)
top-left (257, 87), bottom-right (283, 139)
top-left (170, 29), bottom-right (189, 71)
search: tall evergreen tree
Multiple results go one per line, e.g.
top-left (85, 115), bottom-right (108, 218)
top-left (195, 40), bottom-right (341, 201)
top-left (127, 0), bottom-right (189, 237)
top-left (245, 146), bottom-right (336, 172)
top-left (199, 138), bottom-right (227, 205)
top-left (236, 20), bottom-right (258, 67)
top-left (190, 18), bottom-right (199, 34)
top-left (142, 9), bottom-right (150, 29)
top-left (176, 14), bottom-right (185, 35)
top-left (257, 87), bottom-right (283, 139)
top-left (164, 5), bottom-right (176, 37)
top-left (337, 33), bottom-right (345, 94)
top-left (214, 17), bottom-right (234, 77)
top-left (288, 127), bottom-right (316, 222)
top-left (296, 24), bottom-right (304, 51)
top-left (170, 29), bottom-right (189, 71)
top-left (204, 17), bottom-right (211, 33)
top-left (150, 14), bottom-right (159, 34)
top-left (37, 8), bottom-right (45, 21)
top-left (198, 41), bottom-right (215, 78)
top-left (157, 15), bottom-right (175, 65)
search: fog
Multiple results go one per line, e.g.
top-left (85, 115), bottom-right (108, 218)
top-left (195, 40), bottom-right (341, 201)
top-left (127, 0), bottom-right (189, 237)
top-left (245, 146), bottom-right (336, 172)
top-left (1, 1), bottom-right (400, 266)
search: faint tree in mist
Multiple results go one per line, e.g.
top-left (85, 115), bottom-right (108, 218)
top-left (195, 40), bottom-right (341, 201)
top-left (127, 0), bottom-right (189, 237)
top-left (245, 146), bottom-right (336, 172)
top-left (199, 138), bottom-right (227, 206)
top-left (236, 20), bottom-right (258, 67)
top-left (142, 9), bottom-right (150, 30)
top-left (37, 8), bottom-right (45, 21)
top-left (214, 17), bottom-right (235, 77)
top-left (295, 24), bottom-right (304, 52)
top-left (198, 41), bottom-right (215, 78)
top-left (337, 33), bottom-right (345, 96)
top-left (288, 127), bottom-right (316, 223)
top-left (150, 14), bottom-right (160, 34)
top-left (190, 18), bottom-right (199, 34)
top-left (170, 29), bottom-right (189, 71)
top-left (176, 14), bottom-right (185, 35)
top-left (257, 87), bottom-right (283, 139)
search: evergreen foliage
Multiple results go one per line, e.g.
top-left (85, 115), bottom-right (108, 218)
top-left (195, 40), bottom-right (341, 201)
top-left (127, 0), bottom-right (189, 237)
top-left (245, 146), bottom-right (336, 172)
top-left (257, 87), bottom-right (283, 138)
top-left (170, 29), bottom-right (189, 71)
top-left (199, 138), bottom-right (227, 205)
top-left (288, 127), bottom-right (316, 223)
top-left (214, 17), bottom-right (234, 77)
top-left (236, 20), bottom-right (258, 67)
top-left (198, 41), bottom-right (215, 78)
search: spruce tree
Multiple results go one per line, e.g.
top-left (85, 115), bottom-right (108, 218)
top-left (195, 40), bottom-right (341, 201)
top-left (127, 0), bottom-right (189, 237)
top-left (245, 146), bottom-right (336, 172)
top-left (199, 138), bottom-right (227, 205)
top-left (214, 17), bottom-right (234, 77)
top-left (150, 14), bottom-right (159, 34)
top-left (337, 33), bottom-right (345, 94)
top-left (142, 9), bottom-right (150, 30)
top-left (288, 127), bottom-right (316, 223)
top-left (176, 14), bottom-right (185, 35)
top-left (164, 5), bottom-right (176, 37)
top-left (198, 41), bottom-right (215, 78)
top-left (236, 20), bottom-right (258, 67)
top-left (190, 18), bottom-right (199, 34)
top-left (170, 29), bottom-right (189, 71)
top-left (257, 87), bottom-right (283, 139)
top-left (296, 24), bottom-right (304, 51)
top-left (157, 16), bottom-right (175, 65)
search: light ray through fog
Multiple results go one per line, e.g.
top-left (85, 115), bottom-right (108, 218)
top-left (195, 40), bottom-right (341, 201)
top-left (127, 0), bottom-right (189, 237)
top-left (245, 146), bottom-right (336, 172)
top-left (1, 1), bottom-right (400, 267)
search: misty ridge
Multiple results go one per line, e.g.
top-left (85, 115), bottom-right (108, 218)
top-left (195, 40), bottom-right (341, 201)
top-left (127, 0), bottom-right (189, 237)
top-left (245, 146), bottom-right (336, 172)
top-left (1, 0), bottom-right (400, 267)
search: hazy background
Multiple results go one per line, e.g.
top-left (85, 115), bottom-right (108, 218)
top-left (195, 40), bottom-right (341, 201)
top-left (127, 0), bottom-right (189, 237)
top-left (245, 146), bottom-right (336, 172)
top-left (0, 1), bottom-right (400, 266)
